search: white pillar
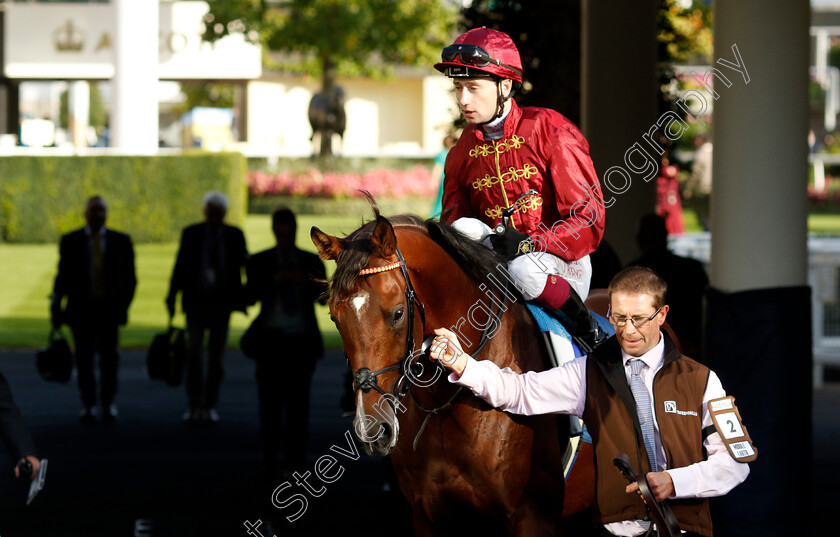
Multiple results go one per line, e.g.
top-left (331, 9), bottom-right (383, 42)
top-left (68, 80), bottom-right (90, 149)
top-left (706, 2), bottom-right (811, 536)
top-left (111, 0), bottom-right (159, 153)
top-left (711, 1), bottom-right (809, 291)
top-left (582, 0), bottom-right (658, 265)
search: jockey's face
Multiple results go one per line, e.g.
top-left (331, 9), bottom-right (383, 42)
top-left (452, 77), bottom-right (512, 125)
top-left (610, 292), bottom-right (668, 357)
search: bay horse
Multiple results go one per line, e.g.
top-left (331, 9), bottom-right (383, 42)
top-left (311, 209), bottom-right (595, 536)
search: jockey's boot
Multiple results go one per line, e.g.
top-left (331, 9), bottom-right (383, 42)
top-left (535, 276), bottom-right (607, 354)
top-left (556, 289), bottom-right (609, 354)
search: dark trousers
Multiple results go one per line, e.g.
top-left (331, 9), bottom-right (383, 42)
top-left (255, 334), bottom-right (316, 472)
top-left (185, 308), bottom-right (231, 409)
top-left (71, 314), bottom-right (120, 409)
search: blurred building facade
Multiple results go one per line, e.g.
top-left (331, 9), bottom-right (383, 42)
top-left (0, 0), bottom-right (457, 156)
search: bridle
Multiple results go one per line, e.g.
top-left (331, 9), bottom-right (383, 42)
top-left (351, 247), bottom-right (427, 401)
top-left (349, 245), bottom-right (507, 449)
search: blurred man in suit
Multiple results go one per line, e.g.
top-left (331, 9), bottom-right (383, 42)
top-left (244, 208), bottom-right (326, 478)
top-left (51, 195), bottom-right (137, 423)
top-left (631, 214), bottom-right (709, 358)
top-left (167, 192), bottom-right (248, 423)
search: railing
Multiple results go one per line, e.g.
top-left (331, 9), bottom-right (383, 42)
top-left (669, 232), bottom-right (840, 386)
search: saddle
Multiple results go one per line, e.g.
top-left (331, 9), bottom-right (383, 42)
top-left (524, 303), bottom-right (613, 479)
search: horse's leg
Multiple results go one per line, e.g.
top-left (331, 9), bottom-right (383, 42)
top-left (411, 508), bottom-right (438, 537)
top-left (561, 441), bottom-right (596, 517)
top-left (511, 500), bottom-right (555, 537)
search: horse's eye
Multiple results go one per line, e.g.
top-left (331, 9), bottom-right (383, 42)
top-left (392, 307), bottom-right (405, 326)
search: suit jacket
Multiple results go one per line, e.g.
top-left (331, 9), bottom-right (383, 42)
top-left (52, 227), bottom-right (137, 326)
top-left (167, 222), bottom-right (248, 314)
top-left (244, 246), bottom-right (327, 359)
top-left (0, 370), bottom-right (37, 461)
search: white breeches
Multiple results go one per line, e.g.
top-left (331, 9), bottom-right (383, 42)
top-left (451, 217), bottom-right (592, 301)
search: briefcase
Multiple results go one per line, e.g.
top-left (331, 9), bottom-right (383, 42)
top-left (147, 325), bottom-right (186, 387)
top-left (36, 329), bottom-right (73, 383)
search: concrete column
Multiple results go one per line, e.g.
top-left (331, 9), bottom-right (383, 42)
top-left (68, 80), bottom-right (90, 149)
top-left (706, 1), bottom-right (811, 536)
top-left (111, 0), bottom-right (158, 152)
top-left (234, 82), bottom-right (248, 143)
top-left (581, 0), bottom-right (658, 265)
top-left (711, 8), bottom-right (809, 291)
top-left (5, 80), bottom-right (19, 140)
top-left (0, 10), bottom-right (7, 137)
top-left (0, 83), bottom-right (7, 135)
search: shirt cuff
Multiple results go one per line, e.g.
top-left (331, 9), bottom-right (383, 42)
top-left (447, 356), bottom-right (478, 385)
top-left (665, 466), bottom-right (694, 499)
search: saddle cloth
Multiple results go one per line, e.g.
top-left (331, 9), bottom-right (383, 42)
top-left (524, 303), bottom-right (614, 479)
top-left (524, 303), bottom-right (613, 364)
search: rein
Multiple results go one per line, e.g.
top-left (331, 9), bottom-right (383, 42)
top-left (408, 295), bottom-right (506, 450)
top-left (350, 245), bottom-right (507, 450)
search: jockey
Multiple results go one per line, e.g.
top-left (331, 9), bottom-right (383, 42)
top-left (435, 27), bottom-right (608, 352)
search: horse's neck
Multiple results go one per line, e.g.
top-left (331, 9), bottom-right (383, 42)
top-left (394, 226), bottom-right (547, 373)
top-left (422, 258), bottom-right (544, 372)
top-left (489, 302), bottom-right (548, 373)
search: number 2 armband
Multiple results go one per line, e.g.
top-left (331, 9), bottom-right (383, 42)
top-left (706, 396), bottom-right (758, 463)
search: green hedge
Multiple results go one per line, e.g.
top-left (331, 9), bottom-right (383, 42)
top-left (0, 153), bottom-right (246, 243)
top-left (248, 194), bottom-right (435, 217)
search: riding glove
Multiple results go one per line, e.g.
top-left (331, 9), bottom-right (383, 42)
top-left (490, 228), bottom-right (533, 259)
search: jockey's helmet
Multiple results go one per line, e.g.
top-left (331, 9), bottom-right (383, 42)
top-left (434, 28), bottom-right (523, 83)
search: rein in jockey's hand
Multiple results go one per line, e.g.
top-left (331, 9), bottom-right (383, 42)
top-left (625, 471), bottom-right (675, 502)
top-left (489, 227), bottom-right (532, 259)
top-left (429, 328), bottom-right (469, 377)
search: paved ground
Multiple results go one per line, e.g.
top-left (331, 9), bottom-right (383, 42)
top-left (0, 348), bottom-right (837, 536)
top-left (0, 349), bottom-right (411, 537)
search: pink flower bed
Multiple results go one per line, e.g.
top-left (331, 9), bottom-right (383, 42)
top-left (248, 166), bottom-right (438, 199)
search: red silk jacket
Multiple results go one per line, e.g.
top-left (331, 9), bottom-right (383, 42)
top-left (442, 101), bottom-right (606, 261)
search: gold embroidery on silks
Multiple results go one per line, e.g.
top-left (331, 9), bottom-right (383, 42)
top-left (469, 135), bottom-right (525, 158)
top-left (485, 205), bottom-right (507, 220)
top-left (483, 195), bottom-right (543, 220)
top-left (471, 164), bottom-right (538, 192)
top-left (519, 195), bottom-right (543, 213)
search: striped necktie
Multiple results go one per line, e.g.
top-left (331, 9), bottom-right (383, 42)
top-left (629, 358), bottom-right (658, 472)
top-left (91, 233), bottom-right (105, 298)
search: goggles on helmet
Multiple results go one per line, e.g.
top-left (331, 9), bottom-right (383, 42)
top-left (441, 44), bottom-right (522, 77)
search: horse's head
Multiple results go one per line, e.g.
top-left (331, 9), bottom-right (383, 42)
top-left (311, 213), bottom-right (429, 456)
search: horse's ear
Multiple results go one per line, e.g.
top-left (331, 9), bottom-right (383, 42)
top-left (310, 227), bottom-right (345, 260)
top-left (370, 216), bottom-right (396, 258)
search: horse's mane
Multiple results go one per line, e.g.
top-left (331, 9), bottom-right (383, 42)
top-left (425, 219), bottom-right (523, 302)
top-left (329, 208), bottom-right (522, 304)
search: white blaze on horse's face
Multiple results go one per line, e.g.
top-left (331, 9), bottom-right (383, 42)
top-left (353, 390), bottom-right (400, 456)
top-left (350, 291), bottom-right (369, 316)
